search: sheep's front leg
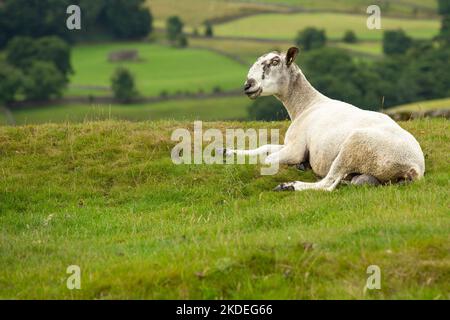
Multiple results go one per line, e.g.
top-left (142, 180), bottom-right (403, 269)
top-left (219, 144), bottom-right (284, 157)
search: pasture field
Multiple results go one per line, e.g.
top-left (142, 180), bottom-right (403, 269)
top-left (214, 12), bottom-right (440, 41)
top-left (6, 96), bottom-right (250, 125)
top-left (334, 41), bottom-right (383, 56)
top-left (190, 37), bottom-right (295, 64)
top-left (146, 0), bottom-right (288, 28)
top-left (261, 0), bottom-right (437, 14)
top-left (388, 98), bottom-right (450, 113)
top-left (190, 37), bottom-right (381, 67)
top-left (69, 43), bottom-right (247, 98)
top-left (0, 119), bottom-right (448, 299)
top-left (147, 0), bottom-right (437, 28)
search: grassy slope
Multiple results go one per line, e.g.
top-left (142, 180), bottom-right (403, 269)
top-left (9, 96), bottom-right (250, 125)
top-left (260, 0), bottom-right (437, 13)
top-left (388, 98), bottom-right (450, 113)
top-left (69, 43), bottom-right (247, 97)
top-left (147, 0), bottom-right (288, 28)
top-left (190, 37), bottom-right (296, 64)
top-left (214, 12), bottom-right (440, 41)
top-left (0, 119), bottom-right (448, 299)
top-left (147, 0), bottom-right (437, 28)
top-left (334, 41), bottom-right (383, 55)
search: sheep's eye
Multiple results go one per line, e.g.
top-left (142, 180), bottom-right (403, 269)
top-left (272, 60), bottom-right (280, 66)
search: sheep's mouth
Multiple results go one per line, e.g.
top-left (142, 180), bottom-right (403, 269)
top-left (245, 88), bottom-right (262, 99)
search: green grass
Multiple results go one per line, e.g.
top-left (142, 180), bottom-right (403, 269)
top-left (190, 37), bottom-right (295, 64)
top-left (0, 119), bottom-right (448, 299)
top-left (147, 0), bottom-right (289, 28)
top-left (388, 98), bottom-right (450, 113)
top-left (214, 12), bottom-right (440, 41)
top-left (260, 0), bottom-right (437, 15)
top-left (190, 37), bottom-right (380, 68)
top-left (69, 43), bottom-right (247, 97)
top-left (8, 96), bottom-right (250, 125)
top-left (147, 0), bottom-right (437, 28)
top-left (333, 41), bottom-right (383, 56)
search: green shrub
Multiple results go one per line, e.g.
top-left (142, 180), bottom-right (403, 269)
top-left (205, 23), bottom-right (214, 38)
top-left (167, 16), bottom-right (184, 42)
top-left (111, 67), bottom-right (138, 103)
top-left (295, 27), bottom-right (326, 51)
top-left (343, 30), bottom-right (357, 43)
top-left (383, 29), bottom-right (412, 55)
top-left (22, 61), bottom-right (65, 101)
top-left (248, 96), bottom-right (289, 121)
top-left (0, 61), bottom-right (23, 105)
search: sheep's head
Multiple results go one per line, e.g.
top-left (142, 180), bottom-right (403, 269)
top-left (244, 47), bottom-right (299, 99)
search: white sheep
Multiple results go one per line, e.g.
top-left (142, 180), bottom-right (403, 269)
top-left (226, 47), bottom-right (425, 191)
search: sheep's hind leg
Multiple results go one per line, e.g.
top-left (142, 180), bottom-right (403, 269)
top-left (274, 148), bottom-right (349, 192)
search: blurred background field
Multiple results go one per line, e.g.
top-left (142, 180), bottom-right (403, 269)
top-left (214, 12), bottom-right (439, 40)
top-left (68, 43), bottom-right (247, 97)
top-left (0, 0), bottom-right (449, 125)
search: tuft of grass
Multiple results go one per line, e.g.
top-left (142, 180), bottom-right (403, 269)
top-left (0, 119), bottom-right (448, 299)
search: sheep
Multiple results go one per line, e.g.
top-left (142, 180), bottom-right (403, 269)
top-left (225, 47), bottom-right (425, 191)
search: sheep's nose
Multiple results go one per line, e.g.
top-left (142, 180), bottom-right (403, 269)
top-left (244, 79), bottom-right (256, 92)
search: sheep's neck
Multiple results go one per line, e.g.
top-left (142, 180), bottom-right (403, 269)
top-left (276, 68), bottom-right (325, 120)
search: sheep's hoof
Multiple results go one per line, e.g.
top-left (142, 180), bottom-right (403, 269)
top-left (273, 183), bottom-right (295, 192)
top-left (296, 162), bottom-right (311, 171)
top-left (351, 174), bottom-right (381, 186)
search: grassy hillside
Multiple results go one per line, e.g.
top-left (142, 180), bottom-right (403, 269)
top-left (261, 0), bottom-right (437, 14)
top-left (388, 98), bottom-right (450, 112)
top-left (6, 96), bottom-right (250, 125)
top-left (190, 37), bottom-right (295, 64)
top-left (334, 41), bottom-right (383, 56)
top-left (147, 0), bottom-right (288, 28)
top-left (214, 12), bottom-right (440, 41)
top-left (147, 0), bottom-right (438, 28)
top-left (0, 119), bottom-right (448, 299)
top-left (69, 43), bottom-right (247, 97)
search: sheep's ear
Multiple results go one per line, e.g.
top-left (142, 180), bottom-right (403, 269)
top-left (286, 47), bottom-right (299, 67)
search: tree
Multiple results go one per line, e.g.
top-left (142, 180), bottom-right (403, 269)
top-left (438, 15), bottom-right (450, 47)
top-left (5, 37), bottom-right (38, 70)
top-left (248, 96), bottom-right (289, 121)
top-left (35, 37), bottom-right (73, 81)
top-left (0, 0), bottom-right (72, 48)
top-left (301, 48), bottom-right (384, 110)
top-left (372, 56), bottom-right (408, 107)
top-left (0, 61), bottom-right (23, 105)
top-left (438, 0), bottom-right (450, 15)
top-left (396, 47), bottom-right (450, 103)
top-left (102, 0), bottom-right (153, 39)
top-left (383, 29), bottom-right (412, 55)
top-left (295, 27), bottom-right (326, 51)
top-left (343, 30), bottom-right (357, 43)
top-left (6, 36), bottom-right (72, 80)
top-left (0, 0), bottom-right (153, 47)
top-left (22, 61), bottom-right (65, 101)
top-left (111, 68), bottom-right (138, 103)
top-left (176, 34), bottom-right (189, 48)
top-left (204, 23), bottom-right (214, 38)
top-left (167, 16), bottom-right (184, 42)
